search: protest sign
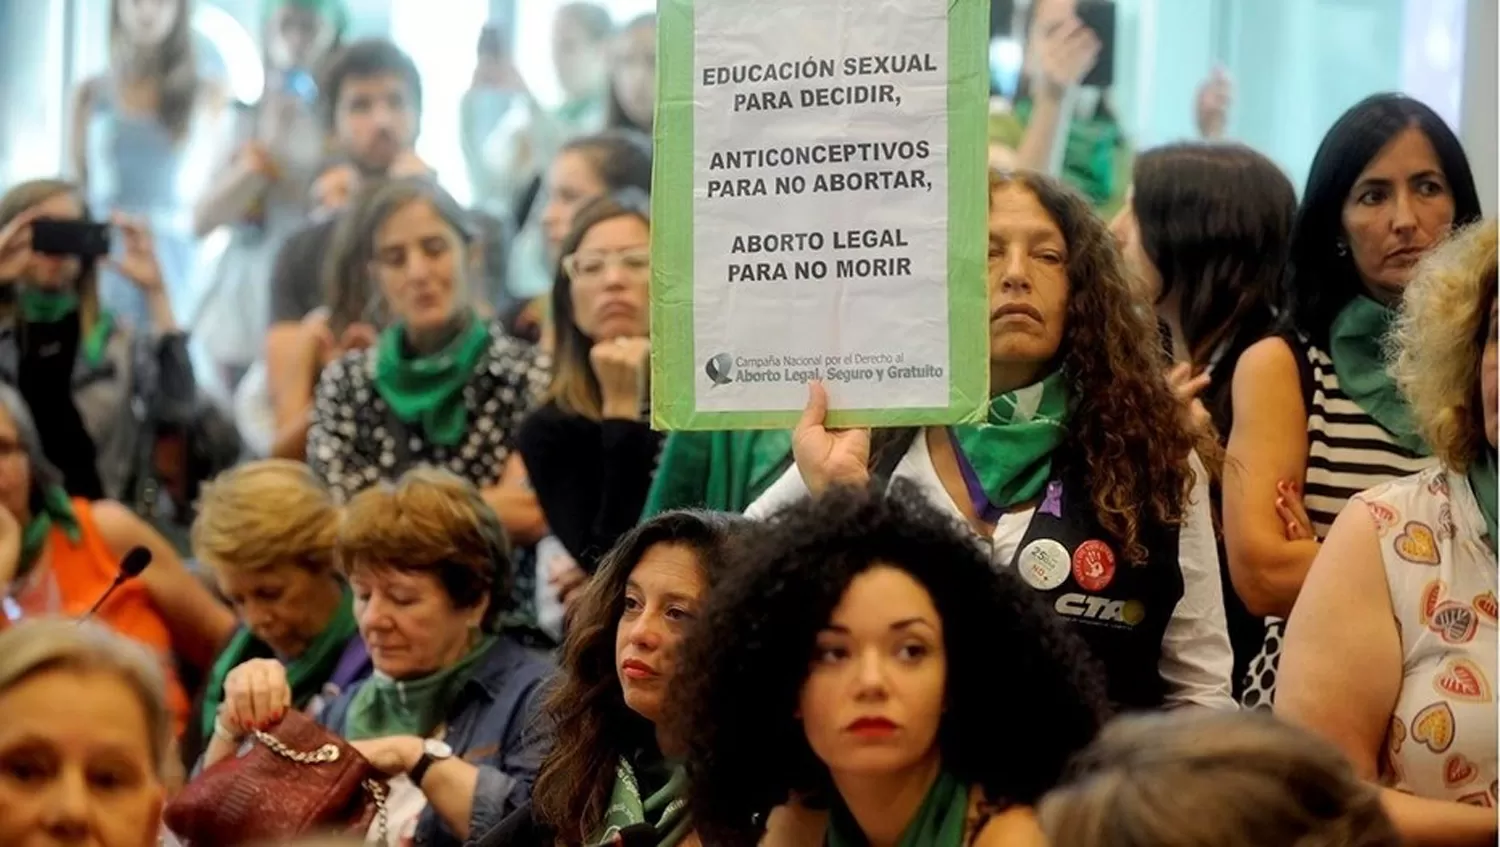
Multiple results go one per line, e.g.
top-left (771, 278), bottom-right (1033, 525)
top-left (651, 0), bottom-right (991, 430)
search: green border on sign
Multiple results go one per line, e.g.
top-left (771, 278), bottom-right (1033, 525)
top-left (651, 0), bottom-right (990, 431)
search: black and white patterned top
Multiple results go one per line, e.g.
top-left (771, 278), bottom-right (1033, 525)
top-left (308, 319), bottom-right (551, 503)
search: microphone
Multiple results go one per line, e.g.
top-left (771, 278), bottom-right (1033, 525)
top-left (80, 546), bottom-right (153, 622)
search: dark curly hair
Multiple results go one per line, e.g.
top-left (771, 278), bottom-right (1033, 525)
top-left (875, 170), bottom-right (1205, 564)
top-left (674, 485), bottom-right (1111, 847)
top-left (531, 510), bottom-right (744, 845)
top-left (1284, 93), bottom-right (1481, 348)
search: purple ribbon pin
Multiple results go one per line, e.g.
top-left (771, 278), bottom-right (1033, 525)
top-left (1039, 480), bottom-right (1063, 518)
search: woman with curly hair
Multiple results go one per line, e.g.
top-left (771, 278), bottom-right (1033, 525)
top-left (1225, 94), bottom-right (1482, 710)
top-left (1276, 221), bottom-right (1498, 847)
top-left (750, 169), bottom-right (1231, 711)
top-left (479, 510), bottom-right (741, 847)
top-left (677, 485), bottom-right (1108, 846)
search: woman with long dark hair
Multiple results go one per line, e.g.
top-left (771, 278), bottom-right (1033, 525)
top-left (751, 169), bottom-right (1233, 712)
top-left (73, 0), bottom-right (222, 328)
top-left (1224, 93), bottom-right (1482, 710)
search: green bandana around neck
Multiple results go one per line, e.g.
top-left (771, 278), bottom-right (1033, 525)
top-left (342, 634), bottom-right (494, 741)
top-left (17, 486), bottom-right (81, 580)
top-left (18, 290), bottom-right (116, 367)
top-left (826, 770), bottom-right (968, 847)
top-left (950, 372), bottom-right (1070, 512)
top-left (1468, 450), bottom-right (1498, 552)
top-left (589, 758), bottom-right (692, 847)
top-left (373, 314), bottom-right (489, 448)
top-left (1329, 297), bottom-right (1428, 455)
top-left (197, 584), bottom-right (360, 743)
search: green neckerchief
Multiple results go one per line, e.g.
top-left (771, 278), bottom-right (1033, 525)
top-left (197, 584), bottom-right (359, 743)
top-left (18, 289), bottom-right (115, 367)
top-left (1329, 297), bottom-right (1429, 455)
top-left (1468, 450), bottom-right (1498, 551)
top-left (17, 486), bottom-right (81, 579)
top-left (589, 757), bottom-right (692, 847)
top-left (373, 314), bottom-right (489, 448)
top-left (950, 372), bottom-right (1070, 512)
top-left (641, 430), bottom-right (794, 517)
top-left (826, 770), bottom-right (968, 847)
top-left (343, 634), bottom-right (494, 741)
top-left (1013, 99), bottom-right (1123, 209)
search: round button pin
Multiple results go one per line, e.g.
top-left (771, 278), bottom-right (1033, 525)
top-left (1073, 539), bottom-right (1117, 592)
top-left (1018, 539), bottom-right (1070, 591)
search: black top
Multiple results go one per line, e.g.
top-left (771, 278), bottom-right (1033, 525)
top-left (269, 217), bottom-right (339, 325)
top-left (18, 319), bottom-right (103, 499)
top-left (516, 401), bottom-right (663, 572)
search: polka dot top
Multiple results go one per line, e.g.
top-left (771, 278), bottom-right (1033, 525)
top-left (308, 319), bottom-right (551, 502)
top-left (1364, 465), bottom-right (1498, 805)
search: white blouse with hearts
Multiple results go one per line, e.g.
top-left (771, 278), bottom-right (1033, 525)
top-left (1360, 465), bottom-right (1498, 804)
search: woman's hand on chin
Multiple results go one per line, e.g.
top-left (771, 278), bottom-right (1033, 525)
top-left (350, 735), bottom-right (424, 776)
top-left (793, 381), bottom-right (872, 497)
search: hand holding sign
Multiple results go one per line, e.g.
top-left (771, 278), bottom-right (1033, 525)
top-left (592, 336), bottom-right (652, 421)
top-left (793, 382), bottom-right (872, 496)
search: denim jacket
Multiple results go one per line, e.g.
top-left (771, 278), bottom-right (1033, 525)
top-left (320, 635), bottom-right (554, 846)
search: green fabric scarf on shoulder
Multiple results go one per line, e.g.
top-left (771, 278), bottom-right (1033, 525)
top-left (18, 486), bottom-right (81, 578)
top-left (950, 372), bottom-right (1070, 514)
top-left (826, 771), bottom-right (969, 847)
top-left (1328, 296), bottom-right (1428, 455)
top-left (19, 289), bottom-right (115, 366)
top-left (373, 314), bottom-right (490, 448)
top-left (342, 635), bottom-right (494, 741)
top-left (589, 757), bottom-right (692, 847)
top-left (1468, 450), bottom-right (1498, 551)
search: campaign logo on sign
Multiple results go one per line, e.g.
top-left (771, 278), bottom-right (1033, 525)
top-left (1072, 540), bottom-right (1116, 592)
top-left (705, 353), bottom-right (735, 386)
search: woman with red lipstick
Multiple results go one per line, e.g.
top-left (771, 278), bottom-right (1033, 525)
top-left (751, 170), bottom-right (1231, 713)
top-left (480, 510), bottom-right (741, 847)
top-left (1222, 93), bottom-right (1482, 711)
top-left (517, 192), bottom-right (660, 598)
top-left (677, 486), bottom-right (1109, 847)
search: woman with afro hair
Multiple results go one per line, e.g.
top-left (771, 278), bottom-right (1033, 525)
top-left (750, 169), bottom-right (1233, 712)
top-left (674, 484), bottom-right (1110, 847)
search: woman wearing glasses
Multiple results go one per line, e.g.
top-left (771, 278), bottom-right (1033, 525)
top-left (516, 192), bottom-right (657, 597)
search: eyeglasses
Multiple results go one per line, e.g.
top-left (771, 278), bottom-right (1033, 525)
top-left (562, 248), bottom-right (651, 283)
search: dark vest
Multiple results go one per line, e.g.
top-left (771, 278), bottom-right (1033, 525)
top-left (876, 438), bottom-right (1183, 712)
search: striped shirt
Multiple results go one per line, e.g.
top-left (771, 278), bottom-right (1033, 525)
top-left (1301, 341), bottom-right (1434, 534)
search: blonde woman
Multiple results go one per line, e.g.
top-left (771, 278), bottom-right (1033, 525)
top-left (1037, 711), bottom-right (1400, 847)
top-left (0, 618), bottom-right (172, 847)
top-left (184, 459), bottom-right (370, 767)
top-left (1278, 221), bottom-right (1499, 847)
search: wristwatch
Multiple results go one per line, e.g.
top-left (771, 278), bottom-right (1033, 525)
top-left (409, 738), bottom-right (454, 788)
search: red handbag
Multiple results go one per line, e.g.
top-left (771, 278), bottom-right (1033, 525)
top-left (164, 710), bottom-right (389, 845)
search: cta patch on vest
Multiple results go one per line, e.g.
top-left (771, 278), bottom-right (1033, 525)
top-left (1055, 593), bottom-right (1146, 627)
top-left (1017, 539), bottom-right (1070, 591)
top-left (1072, 539), bottom-right (1116, 591)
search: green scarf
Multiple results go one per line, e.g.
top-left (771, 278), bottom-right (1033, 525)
top-left (641, 430), bottom-right (794, 517)
top-left (1468, 450), bottom-right (1498, 551)
top-left (18, 486), bottom-right (80, 579)
top-left (1329, 297), bottom-right (1428, 455)
top-left (343, 635), bottom-right (494, 741)
top-left (18, 290), bottom-right (115, 367)
top-left (951, 373), bottom-right (1069, 513)
top-left (589, 758), bottom-right (692, 847)
top-left (373, 315), bottom-right (490, 448)
top-left (197, 584), bottom-right (360, 743)
top-left (1014, 99), bottom-right (1123, 209)
top-left (826, 771), bottom-right (969, 847)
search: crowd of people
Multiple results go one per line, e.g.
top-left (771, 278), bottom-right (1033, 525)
top-left (0, 0), bottom-right (1494, 845)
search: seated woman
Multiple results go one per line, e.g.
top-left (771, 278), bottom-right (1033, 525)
top-left (1224, 94), bottom-right (1480, 709)
top-left (0, 618), bottom-right (172, 847)
top-left (750, 169), bottom-right (1232, 711)
top-left (307, 177), bottom-right (549, 546)
top-left (517, 191), bottom-right (660, 573)
top-left (204, 467), bottom-right (553, 845)
top-left (0, 383), bottom-right (233, 734)
top-left (678, 486), bottom-right (1110, 846)
top-left (1277, 221), bottom-right (1499, 847)
top-left (482, 510), bottom-right (743, 846)
top-left (1038, 711), bottom-right (1400, 847)
top-left (0, 178), bottom-right (196, 505)
top-left (181, 459), bottom-right (371, 767)
top-left (1109, 142), bottom-right (1298, 695)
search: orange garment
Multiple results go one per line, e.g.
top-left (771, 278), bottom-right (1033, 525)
top-left (15, 498), bottom-right (189, 734)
